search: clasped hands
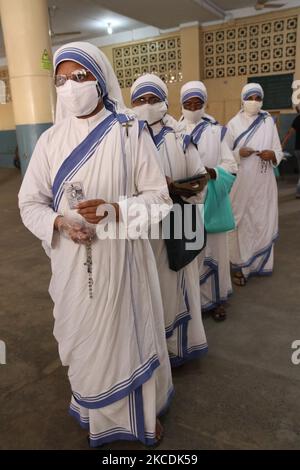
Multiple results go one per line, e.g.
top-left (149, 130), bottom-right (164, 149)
top-left (239, 147), bottom-right (276, 163)
top-left (55, 200), bottom-right (120, 244)
top-left (55, 215), bottom-right (95, 244)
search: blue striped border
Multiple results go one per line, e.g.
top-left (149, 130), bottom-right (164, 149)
top-left (72, 355), bottom-right (160, 408)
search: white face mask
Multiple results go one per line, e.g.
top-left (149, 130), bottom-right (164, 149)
top-left (56, 80), bottom-right (100, 117)
top-left (133, 102), bottom-right (167, 125)
top-left (182, 107), bottom-right (205, 124)
top-left (243, 100), bottom-right (262, 116)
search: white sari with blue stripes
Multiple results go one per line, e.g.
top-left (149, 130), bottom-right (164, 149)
top-left (181, 117), bottom-right (237, 311)
top-left (18, 107), bottom-right (173, 447)
top-left (226, 110), bottom-right (283, 278)
top-left (149, 122), bottom-right (208, 367)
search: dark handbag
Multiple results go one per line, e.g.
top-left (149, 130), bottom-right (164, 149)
top-left (171, 173), bottom-right (209, 192)
top-left (162, 194), bottom-right (206, 272)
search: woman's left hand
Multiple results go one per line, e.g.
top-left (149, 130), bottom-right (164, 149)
top-left (256, 150), bottom-right (276, 164)
top-left (77, 199), bottom-right (119, 224)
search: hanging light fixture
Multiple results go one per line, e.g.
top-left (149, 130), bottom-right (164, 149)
top-left (107, 22), bottom-right (113, 35)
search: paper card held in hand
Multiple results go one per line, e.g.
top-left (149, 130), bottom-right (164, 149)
top-left (63, 181), bottom-right (85, 209)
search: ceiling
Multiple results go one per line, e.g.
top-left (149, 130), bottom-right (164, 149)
top-left (0, 0), bottom-right (298, 59)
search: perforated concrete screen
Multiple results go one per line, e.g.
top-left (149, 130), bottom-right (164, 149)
top-left (204, 16), bottom-right (298, 79)
top-left (113, 36), bottom-right (182, 89)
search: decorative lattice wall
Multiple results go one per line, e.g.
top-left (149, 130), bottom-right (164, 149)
top-left (203, 16), bottom-right (298, 79)
top-left (113, 36), bottom-right (182, 89)
top-left (0, 68), bottom-right (11, 102)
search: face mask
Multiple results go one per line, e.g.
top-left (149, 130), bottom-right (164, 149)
top-left (133, 102), bottom-right (167, 125)
top-left (243, 100), bottom-right (262, 116)
top-left (182, 107), bottom-right (205, 124)
top-left (56, 80), bottom-right (99, 117)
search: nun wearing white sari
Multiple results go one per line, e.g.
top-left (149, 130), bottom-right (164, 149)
top-left (226, 83), bottom-right (283, 285)
top-left (179, 81), bottom-right (237, 321)
top-left (131, 74), bottom-right (208, 367)
top-left (18, 42), bottom-right (173, 447)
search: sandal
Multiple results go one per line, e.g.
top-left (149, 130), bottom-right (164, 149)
top-left (211, 305), bottom-right (227, 322)
top-left (233, 271), bottom-right (247, 287)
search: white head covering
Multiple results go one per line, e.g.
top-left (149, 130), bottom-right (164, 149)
top-left (130, 73), bottom-right (179, 128)
top-left (53, 41), bottom-right (125, 122)
top-left (180, 81), bottom-right (208, 104)
top-left (130, 73), bottom-right (168, 104)
top-left (241, 83), bottom-right (264, 102)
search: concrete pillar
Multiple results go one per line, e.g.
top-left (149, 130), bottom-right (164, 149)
top-left (181, 24), bottom-right (201, 83)
top-left (0, 0), bottom-right (55, 174)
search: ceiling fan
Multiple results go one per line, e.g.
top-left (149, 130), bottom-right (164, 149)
top-left (48, 5), bottom-right (82, 38)
top-left (255, 0), bottom-right (286, 10)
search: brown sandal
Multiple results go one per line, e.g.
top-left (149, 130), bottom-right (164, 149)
top-left (211, 305), bottom-right (227, 322)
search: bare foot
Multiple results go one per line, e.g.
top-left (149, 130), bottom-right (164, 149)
top-left (233, 271), bottom-right (247, 286)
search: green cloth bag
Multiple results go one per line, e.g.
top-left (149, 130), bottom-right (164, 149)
top-left (204, 167), bottom-right (236, 233)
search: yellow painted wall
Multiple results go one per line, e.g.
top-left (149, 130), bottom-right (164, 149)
top-left (181, 25), bottom-right (201, 83)
top-left (101, 25), bottom-right (201, 120)
top-left (204, 76), bottom-right (247, 125)
top-left (1, 7), bottom-right (300, 130)
top-left (0, 102), bottom-right (15, 130)
top-left (100, 8), bottom-right (300, 124)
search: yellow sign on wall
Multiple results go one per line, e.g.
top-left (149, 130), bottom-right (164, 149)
top-left (41, 49), bottom-right (52, 71)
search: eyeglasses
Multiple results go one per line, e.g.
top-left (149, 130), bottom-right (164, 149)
top-left (247, 96), bottom-right (262, 102)
top-left (183, 100), bottom-right (204, 111)
top-left (54, 68), bottom-right (92, 87)
top-left (133, 96), bottom-right (162, 106)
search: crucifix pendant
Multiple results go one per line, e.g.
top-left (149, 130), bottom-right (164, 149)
top-left (122, 121), bottom-right (133, 137)
top-left (84, 241), bottom-right (93, 299)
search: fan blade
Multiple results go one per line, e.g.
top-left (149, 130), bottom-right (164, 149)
top-left (52, 31), bottom-right (82, 37)
top-left (255, 1), bottom-right (285, 8)
top-left (263, 3), bottom-right (286, 7)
